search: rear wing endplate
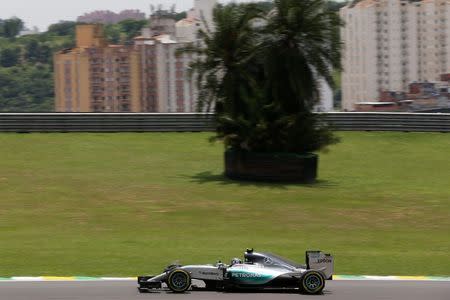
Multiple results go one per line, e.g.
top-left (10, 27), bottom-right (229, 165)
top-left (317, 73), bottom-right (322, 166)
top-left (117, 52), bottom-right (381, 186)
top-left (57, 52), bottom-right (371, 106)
top-left (306, 250), bottom-right (334, 280)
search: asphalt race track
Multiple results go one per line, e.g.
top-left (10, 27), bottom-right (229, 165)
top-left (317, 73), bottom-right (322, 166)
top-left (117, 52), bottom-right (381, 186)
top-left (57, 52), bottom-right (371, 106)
top-left (0, 280), bottom-right (449, 300)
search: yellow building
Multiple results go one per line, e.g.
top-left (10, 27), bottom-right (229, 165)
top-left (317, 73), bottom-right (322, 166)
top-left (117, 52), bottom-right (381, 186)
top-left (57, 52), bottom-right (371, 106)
top-left (54, 24), bottom-right (142, 112)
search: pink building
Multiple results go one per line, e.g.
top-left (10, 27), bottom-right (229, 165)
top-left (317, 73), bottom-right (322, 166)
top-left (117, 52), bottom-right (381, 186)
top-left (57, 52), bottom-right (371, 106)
top-left (77, 10), bottom-right (146, 24)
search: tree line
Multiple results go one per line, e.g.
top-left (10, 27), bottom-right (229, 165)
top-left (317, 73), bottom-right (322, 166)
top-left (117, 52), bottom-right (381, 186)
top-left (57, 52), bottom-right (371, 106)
top-left (0, 18), bottom-right (150, 112)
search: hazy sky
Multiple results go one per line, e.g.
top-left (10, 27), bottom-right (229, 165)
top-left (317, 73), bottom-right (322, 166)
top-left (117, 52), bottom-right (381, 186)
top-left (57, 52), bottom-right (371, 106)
top-left (0, 0), bottom-right (267, 31)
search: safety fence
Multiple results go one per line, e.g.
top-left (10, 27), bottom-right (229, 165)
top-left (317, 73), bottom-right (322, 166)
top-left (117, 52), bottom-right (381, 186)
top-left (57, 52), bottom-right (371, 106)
top-left (0, 112), bottom-right (449, 132)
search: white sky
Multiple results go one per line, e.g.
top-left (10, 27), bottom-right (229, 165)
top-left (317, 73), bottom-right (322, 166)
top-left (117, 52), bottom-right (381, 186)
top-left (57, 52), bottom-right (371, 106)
top-left (0, 0), bottom-right (269, 31)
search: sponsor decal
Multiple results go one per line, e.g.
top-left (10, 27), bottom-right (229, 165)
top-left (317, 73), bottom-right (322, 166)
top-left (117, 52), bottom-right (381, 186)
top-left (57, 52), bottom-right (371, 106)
top-left (231, 264), bottom-right (265, 270)
top-left (228, 270), bottom-right (276, 284)
top-left (316, 258), bottom-right (332, 264)
top-left (199, 271), bottom-right (219, 276)
top-left (231, 272), bottom-right (264, 278)
top-left (264, 257), bottom-right (273, 265)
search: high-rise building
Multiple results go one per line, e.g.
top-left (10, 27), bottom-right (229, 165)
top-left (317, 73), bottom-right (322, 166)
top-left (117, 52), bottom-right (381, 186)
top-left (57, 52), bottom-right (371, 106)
top-left (54, 24), bottom-right (197, 113)
top-left (194, 0), bottom-right (217, 31)
top-left (133, 33), bottom-right (197, 113)
top-left (340, 0), bottom-right (450, 111)
top-left (54, 1), bottom-right (218, 113)
top-left (54, 25), bottom-right (142, 112)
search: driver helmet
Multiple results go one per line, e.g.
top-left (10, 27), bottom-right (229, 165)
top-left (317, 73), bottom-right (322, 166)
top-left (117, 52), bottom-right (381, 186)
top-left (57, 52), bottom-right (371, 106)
top-left (230, 258), bottom-right (242, 265)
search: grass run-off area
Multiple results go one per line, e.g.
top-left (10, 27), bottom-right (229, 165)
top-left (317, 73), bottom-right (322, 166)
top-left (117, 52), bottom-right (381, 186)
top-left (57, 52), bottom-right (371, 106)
top-left (0, 132), bottom-right (449, 277)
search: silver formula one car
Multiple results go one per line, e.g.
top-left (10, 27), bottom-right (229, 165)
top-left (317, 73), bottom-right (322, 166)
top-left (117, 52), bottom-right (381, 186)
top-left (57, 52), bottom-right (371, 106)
top-left (138, 248), bottom-right (333, 294)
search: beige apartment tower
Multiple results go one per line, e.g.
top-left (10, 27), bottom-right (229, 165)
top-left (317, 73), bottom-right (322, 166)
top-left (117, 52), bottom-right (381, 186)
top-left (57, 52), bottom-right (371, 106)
top-left (340, 0), bottom-right (450, 111)
top-left (54, 24), bottom-right (142, 112)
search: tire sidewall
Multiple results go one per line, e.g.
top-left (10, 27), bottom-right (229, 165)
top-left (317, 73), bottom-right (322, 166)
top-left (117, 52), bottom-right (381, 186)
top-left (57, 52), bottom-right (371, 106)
top-left (167, 269), bottom-right (191, 293)
top-left (301, 271), bottom-right (325, 294)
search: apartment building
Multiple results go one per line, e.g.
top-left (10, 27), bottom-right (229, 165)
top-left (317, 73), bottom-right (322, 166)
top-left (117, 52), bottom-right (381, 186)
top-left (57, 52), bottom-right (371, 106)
top-left (340, 0), bottom-right (450, 111)
top-left (54, 24), bottom-right (197, 113)
top-left (54, 25), bottom-right (142, 112)
top-left (55, 0), bottom-right (217, 113)
top-left (133, 34), bottom-right (197, 113)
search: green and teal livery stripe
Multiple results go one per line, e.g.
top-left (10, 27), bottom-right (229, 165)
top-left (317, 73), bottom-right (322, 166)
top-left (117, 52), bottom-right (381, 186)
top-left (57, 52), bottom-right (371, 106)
top-left (230, 270), bottom-right (275, 284)
top-left (0, 275), bottom-right (448, 282)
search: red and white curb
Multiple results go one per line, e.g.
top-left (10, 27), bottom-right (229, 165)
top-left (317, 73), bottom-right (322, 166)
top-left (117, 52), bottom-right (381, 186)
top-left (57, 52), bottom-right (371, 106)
top-left (0, 275), bottom-right (449, 282)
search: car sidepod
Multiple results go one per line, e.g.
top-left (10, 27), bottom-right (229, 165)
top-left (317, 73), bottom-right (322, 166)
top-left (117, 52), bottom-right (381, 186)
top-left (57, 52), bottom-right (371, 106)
top-left (225, 264), bottom-right (296, 288)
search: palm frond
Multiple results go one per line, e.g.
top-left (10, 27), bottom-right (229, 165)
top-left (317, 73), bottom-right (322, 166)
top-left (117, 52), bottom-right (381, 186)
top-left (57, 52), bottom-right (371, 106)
top-left (178, 0), bottom-right (342, 153)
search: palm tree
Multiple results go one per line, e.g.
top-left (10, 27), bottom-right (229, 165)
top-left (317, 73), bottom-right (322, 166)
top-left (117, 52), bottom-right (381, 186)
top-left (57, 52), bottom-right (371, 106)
top-left (182, 3), bottom-right (263, 113)
top-left (183, 0), bottom-right (344, 181)
top-left (257, 0), bottom-right (343, 153)
top-left (180, 3), bottom-right (265, 149)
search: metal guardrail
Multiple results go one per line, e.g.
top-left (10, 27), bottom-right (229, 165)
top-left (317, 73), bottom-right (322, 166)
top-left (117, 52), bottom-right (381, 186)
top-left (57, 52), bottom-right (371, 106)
top-left (0, 112), bottom-right (449, 132)
top-left (0, 113), bottom-right (214, 132)
top-left (321, 112), bottom-right (450, 132)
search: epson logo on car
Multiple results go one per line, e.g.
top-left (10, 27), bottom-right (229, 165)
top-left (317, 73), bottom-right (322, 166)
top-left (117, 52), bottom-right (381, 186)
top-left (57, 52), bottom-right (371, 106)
top-left (316, 258), bottom-right (332, 264)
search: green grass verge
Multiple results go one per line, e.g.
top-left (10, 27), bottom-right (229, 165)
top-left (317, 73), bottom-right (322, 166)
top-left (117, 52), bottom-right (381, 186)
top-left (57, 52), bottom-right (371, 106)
top-left (0, 132), bottom-right (449, 277)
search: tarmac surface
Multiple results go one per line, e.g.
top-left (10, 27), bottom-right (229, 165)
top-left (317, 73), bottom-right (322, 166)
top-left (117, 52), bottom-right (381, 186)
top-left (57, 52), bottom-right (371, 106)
top-left (0, 280), bottom-right (449, 300)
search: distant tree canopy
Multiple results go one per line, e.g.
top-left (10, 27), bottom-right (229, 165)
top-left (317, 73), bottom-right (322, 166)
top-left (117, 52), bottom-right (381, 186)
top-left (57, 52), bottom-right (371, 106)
top-left (102, 19), bottom-right (149, 44)
top-left (47, 21), bottom-right (77, 36)
top-left (0, 47), bottom-right (20, 67)
top-left (117, 19), bottom-right (148, 42)
top-left (0, 17), bottom-right (24, 38)
top-left (0, 17), bottom-right (149, 111)
top-left (0, 17), bottom-right (73, 111)
top-left (24, 39), bottom-right (53, 64)
top-left (0, 64), bottom-right (54, 112)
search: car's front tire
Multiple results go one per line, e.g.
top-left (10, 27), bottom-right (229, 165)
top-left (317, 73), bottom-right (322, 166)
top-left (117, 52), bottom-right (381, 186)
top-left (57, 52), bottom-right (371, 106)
top-left (166, 269), bottom-right (191, 293)
top-left (300, 271), bottom-right (325, 294)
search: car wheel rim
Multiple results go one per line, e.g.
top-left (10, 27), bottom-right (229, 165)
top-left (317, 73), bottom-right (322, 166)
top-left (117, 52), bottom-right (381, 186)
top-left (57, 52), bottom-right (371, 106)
top-left (305, 274), bottom-right (322, 291)
top-left (171, 273), bottom-right (187, 289)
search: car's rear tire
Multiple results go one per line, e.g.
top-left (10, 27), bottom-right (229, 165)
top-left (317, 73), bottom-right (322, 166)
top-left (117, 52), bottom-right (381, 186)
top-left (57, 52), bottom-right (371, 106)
top-left (166, 269), bottom-right (191, 293)
top-left (300, 271), bottom-right (325, 294)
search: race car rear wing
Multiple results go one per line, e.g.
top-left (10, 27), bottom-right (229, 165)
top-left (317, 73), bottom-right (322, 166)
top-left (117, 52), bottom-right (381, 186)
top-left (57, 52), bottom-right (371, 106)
top-left (306, 251), bottom-right (334, 280)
